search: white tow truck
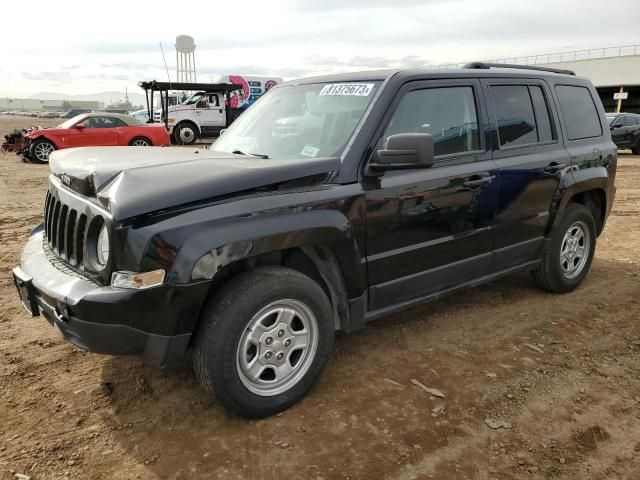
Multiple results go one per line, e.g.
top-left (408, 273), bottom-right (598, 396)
top-left (140, 75), bottom-right (281, 144)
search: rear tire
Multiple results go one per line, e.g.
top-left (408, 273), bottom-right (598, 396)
top-left (193, 266), bottom-right (334, 418)
top-left (631, 138), bottom-right (640, 155)
top-left (174, 122), bottom-right (198, 145)
top-left (532, 203), bottom-right (596, 293)
top-left (29, 138), bottom-right (56, 163)
top-left (128, 136), bottom-right (152, 146)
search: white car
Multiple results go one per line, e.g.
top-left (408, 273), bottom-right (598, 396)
top-left (129, 109), bottom-right (152, 122)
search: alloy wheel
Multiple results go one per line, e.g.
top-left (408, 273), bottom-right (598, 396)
top-left (33, 142), bottom-right (54, 161)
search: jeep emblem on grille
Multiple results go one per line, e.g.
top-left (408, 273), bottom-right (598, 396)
top-left (60, 174), bottom-right (71, 186)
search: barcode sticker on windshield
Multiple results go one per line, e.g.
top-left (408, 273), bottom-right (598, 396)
top-left (301, 145), bottom-right (320, 157)
top-left (319, 83), bottom-right (374, 97)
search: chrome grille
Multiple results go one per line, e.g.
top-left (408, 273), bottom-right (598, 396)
top-left (43, 190), bottom-right (88, 267)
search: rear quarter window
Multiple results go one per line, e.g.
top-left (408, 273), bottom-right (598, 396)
top-left (555, 85), bottom-right (602, 140)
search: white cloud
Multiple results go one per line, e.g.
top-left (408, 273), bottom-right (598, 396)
top-left (0, 0), bottom-right (638, 97)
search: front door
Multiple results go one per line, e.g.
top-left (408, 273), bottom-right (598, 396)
top-left (67, 116), bottom-right (119, 147)
top-left (610, 115), bottom-right (627, 147)
top-left (482, 80), bottom-right (571, 271)
top-left (196, 93), bottom-right (226, 128)
top-left (364, 80), bottom-right (499, 311)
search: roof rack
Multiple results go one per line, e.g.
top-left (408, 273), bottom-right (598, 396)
top-left (462, 62), bottom-right (576, 76)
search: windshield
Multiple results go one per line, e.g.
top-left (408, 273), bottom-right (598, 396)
top-left (57, 114), bottom-right (88, 129)
top-left (213, 81), bottom-right (381, 159)
top-left (183, 92), bottom-right (205, 105)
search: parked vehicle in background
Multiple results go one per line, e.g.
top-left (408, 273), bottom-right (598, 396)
top-left (146, 75), bottom-right (282, 144)
top-left (103, 109), bottom-right (129, 115)
top-left (13, 64), bottom-right (616, 418)
top-left (607, 113), bottom-right (640, 154)
top-left (131, 93), bottom-right (185, 123)
top-left (64, 109), bottom-right (92, 118)
top-left (129, 109), bottom-right (151, 122)
top-left (18, 112), bottom-right (170, 163)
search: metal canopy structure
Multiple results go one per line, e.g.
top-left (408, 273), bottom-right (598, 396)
top-left (138, 80), bottom-right (242, 128)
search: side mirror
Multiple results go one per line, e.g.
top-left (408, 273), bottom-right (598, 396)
top-left (612, 123), bottom-right (623, 129)
top-left (369, 133), bottom-right (434, 171)
top-left (74, 123), bottom-right (86, 130)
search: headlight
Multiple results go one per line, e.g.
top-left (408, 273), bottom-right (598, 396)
top-left (111, 270), bottom-right (166, 289)
top-left (97, 224), bottom-right (109, 266)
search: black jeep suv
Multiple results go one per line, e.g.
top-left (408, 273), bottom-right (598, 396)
top-left (13, 63), bottom-right (617, 417)
top-left (607, 112), bottom-right (640, 154)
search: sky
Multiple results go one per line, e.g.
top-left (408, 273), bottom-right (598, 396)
top-left (1, 0), bottom-right (638, 99)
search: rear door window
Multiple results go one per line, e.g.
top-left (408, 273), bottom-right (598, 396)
top-left (491, 85), bottom-right (538, 147)
top-left (529, 86), bottom-right (555, 142)
top-left (554, 85), bottom-right (602, 140)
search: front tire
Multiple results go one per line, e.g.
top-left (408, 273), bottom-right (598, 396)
top-left (193, 266), bottom-right (334, 418)
top-left (532, 203), bottom-right (596, 293)
top-left (631, 138), bottom-right (640, 155)
top-left (29, 138), bottom-right (56, 163)
top-left (174, 122), bottom-right (198, 145)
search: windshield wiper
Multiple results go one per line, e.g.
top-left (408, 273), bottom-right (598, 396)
top-left (232, 149), bottom-right (269, 159)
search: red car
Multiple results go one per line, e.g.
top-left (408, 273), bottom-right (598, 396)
top-left (22, 113), bottom-right (171, 163)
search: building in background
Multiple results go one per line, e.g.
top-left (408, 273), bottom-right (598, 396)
top-left (0, 98), bottom-right (103, 112)
top-left (537, 46), bottom-right (640, 114)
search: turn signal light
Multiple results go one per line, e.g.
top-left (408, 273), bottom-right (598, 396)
top-left (111, 269), bottom-right (165, 289)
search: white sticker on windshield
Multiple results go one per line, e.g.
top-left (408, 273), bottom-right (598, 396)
top-left (319, 83), bottom-right (374, 97)
top-left (301, 145), bottom-right (320, 157)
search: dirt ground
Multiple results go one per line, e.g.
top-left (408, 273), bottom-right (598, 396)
top-left (0, 114), bottom-right (639, 480)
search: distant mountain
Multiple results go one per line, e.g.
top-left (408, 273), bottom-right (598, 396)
top-left (29, 91), bottom-right (147, 107)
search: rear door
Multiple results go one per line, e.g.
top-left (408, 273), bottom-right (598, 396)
top-left (482, 79), bottom-right (569, 271)
top-left (364, 79), bottom-right (499, 311)
top-left (622, 115), bottom-right (638, 146)
top-left (628, 115), bottom-right (640, 150)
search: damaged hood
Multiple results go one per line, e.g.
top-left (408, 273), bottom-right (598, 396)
top-left (48, 147), bottom-right (340, 219)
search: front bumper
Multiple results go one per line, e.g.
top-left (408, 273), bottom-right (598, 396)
top-left (14, 228), bottom-right (207, 365)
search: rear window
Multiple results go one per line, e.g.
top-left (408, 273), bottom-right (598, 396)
top-left (555, 85), bottom-right (602, 140)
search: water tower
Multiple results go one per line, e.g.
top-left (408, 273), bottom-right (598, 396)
top-left (175, 35), bottom-right (196, 83)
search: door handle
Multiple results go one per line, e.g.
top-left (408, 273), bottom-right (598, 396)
top-left (543, 162), bottom-right (566, 174)
top-left (462, 177), bottom-right (492, 188)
